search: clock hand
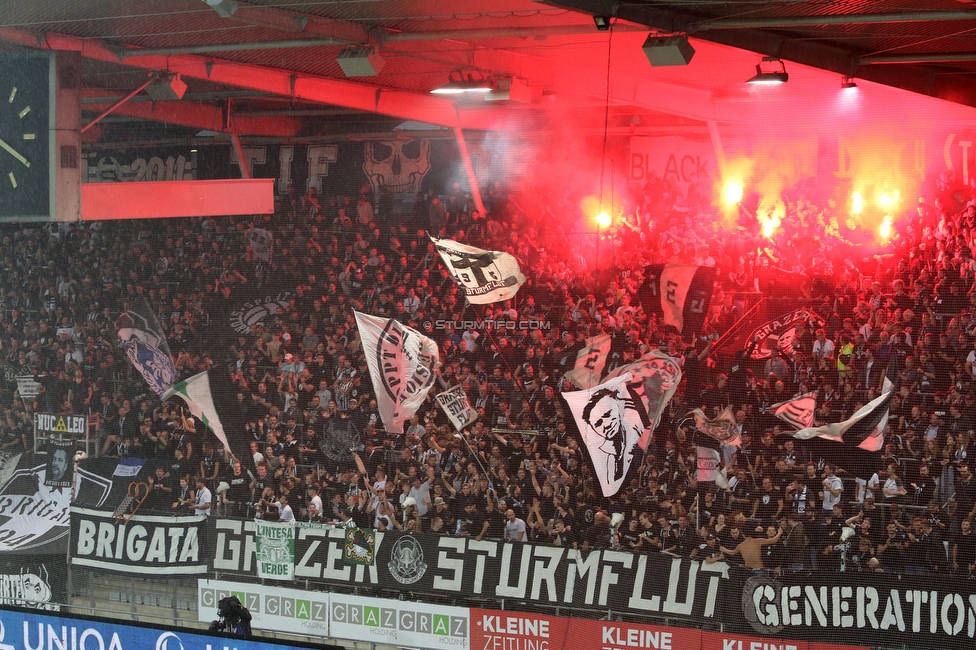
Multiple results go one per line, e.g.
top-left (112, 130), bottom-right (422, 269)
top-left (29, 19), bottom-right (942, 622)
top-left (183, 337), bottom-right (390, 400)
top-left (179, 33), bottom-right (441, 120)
top-left (0, 138), bottom-right (29, 168)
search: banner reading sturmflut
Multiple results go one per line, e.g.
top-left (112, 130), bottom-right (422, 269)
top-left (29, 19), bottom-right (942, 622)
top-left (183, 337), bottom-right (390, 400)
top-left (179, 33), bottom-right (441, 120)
top-left (435, 384), bottom-right (479, 431)
top-left (431, 235), bottom-right (525, 304)
top-left (355, 311), bottom-right (438, 434)
top-left (255, 520), bottom-right (295, 580)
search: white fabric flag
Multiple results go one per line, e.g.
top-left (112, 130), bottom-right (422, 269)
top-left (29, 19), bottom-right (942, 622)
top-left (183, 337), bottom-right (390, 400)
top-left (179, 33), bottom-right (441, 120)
top-left (563, 334), bottom-right (612, 389)
top-left (690, 406), bottom-right (742, 448)
top-left (430, 235), bottom-right (525, 304)
top-left (161, 371), bottom-right (232, 453)
top-left (790, 379), bottom-right (893, 445)
top-left (245, 227), bottom-right (274, 263)
top-left (696, 445), bottom-right (729, 489)
top-left (435, 384), bottom-right (479, 431)
top-left (770, 391), bottom-right (818, 430)
top-left (604, 350), bottom-right (682, 449)
top-left (355, 311), bottom-right (439, 434)
top-left (563, 373), bottom-right (645, 497)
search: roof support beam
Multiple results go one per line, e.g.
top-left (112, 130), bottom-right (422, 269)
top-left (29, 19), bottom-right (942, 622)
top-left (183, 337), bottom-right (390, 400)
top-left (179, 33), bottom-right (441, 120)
top-left (694, 10), bottom-right (976, 30)
top-left (0, 28), bottom-right (512, 131)
top-left (116, 39), bottom-right (343, 59)
top-left (860, 52), bottom-right (976, 64)
top-left (81, 89), bottom-right (303, 137)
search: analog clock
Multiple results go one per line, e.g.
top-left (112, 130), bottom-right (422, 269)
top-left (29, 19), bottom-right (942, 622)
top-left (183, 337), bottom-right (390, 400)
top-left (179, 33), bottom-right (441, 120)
top-left (0, 51), bottom-right (54, 221)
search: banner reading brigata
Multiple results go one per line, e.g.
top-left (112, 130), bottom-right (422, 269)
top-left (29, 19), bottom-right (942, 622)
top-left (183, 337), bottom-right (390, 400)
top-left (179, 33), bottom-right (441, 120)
top-left (70, 507), bottom-right (207, 575)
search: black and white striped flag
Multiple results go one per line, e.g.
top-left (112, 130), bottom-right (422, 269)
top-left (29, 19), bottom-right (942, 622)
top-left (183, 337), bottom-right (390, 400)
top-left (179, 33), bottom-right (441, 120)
top-left (770, 391), bottom-right (817, 430)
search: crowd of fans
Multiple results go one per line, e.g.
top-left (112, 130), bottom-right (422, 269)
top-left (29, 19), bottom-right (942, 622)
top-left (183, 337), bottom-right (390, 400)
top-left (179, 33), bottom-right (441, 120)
top-left (1, 166), bottom-right (976, 580)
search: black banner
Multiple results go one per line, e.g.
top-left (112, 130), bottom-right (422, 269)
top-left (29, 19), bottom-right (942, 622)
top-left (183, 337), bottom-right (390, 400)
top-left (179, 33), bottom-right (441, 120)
top-left (0, 555), bottom-right (66, 610)
top-left (211, 524), bottom-right (728, 619)
top-left (70, 508), bottom-right (208, 575)
top-left (725, 566), bottom-right (976, 648)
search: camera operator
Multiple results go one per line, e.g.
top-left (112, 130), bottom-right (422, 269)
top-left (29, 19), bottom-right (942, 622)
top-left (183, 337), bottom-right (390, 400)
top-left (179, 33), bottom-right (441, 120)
top-left (209, 596), bottom-right (252, 638)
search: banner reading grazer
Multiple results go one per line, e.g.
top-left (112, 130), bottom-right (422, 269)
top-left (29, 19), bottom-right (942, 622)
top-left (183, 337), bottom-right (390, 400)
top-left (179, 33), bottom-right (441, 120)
top-left (70, 507), bottom-right (207, 575)
top-left (211, 524), bottom-right (730, 620)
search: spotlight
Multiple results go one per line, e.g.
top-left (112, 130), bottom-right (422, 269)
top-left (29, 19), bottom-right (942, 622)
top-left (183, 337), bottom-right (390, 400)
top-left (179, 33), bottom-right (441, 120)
top-left (841, 76), bottom-right (857, 89)
top-left (336, 46), bottom-right (385, 77)
top-left (593, 15), bottom-right (611, 31)
top-left (641, 34), bottom-right (695, 67)
top-left (145, 73), bottom-right (187, 101)
top-left (747, 57), bottom-right (789, 85)
top-left (431, 71), bottom-right (494, 95)
top-left (203, 0), bottom-right (237, 17)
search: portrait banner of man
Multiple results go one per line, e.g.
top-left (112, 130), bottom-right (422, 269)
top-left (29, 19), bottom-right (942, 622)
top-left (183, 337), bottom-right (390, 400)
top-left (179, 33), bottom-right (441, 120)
top-left (45, 440), bottom-right (73, 489)
top-left (563, 373), bottom-right (645, 497)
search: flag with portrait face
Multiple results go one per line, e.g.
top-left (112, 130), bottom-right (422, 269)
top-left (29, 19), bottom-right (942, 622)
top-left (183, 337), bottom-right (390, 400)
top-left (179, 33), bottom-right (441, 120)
top-left (563, 373), bottom-right (645, 497)
top-left (430, 236), bottom-right (525, 304)
top-left (355, 311), bottom-right (439, 434)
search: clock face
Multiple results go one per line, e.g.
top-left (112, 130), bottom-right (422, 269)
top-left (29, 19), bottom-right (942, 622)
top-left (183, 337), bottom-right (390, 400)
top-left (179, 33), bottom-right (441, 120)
top-left (0, 52), bottom-right (53, 221)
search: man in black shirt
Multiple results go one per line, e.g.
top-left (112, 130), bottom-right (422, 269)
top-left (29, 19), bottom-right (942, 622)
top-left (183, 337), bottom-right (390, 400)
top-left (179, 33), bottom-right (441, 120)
top-left (458, 500), bottom-right (489, 540)
top-left (909, 463), bottom-right (937, 507)
top-left (952, 518), bottom-right (976, 575)
top-left (752, 476), bottom-right (784, 523)
top-left (953, 463), bottom-right (976, 523)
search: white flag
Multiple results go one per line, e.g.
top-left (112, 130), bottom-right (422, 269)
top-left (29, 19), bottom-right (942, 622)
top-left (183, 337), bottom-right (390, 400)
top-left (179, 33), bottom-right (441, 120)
top-left (563, 373), bottom-right (645, 497)
top-left (690, 406), bottom-right (741, 448)
top-left (161, 371), bottom-right (233, 453)
top-left (245, 227), bottom-right (273, 263)
top-left (563, 334), bottom-right (611, 389)
top-left (791, 379), bottom-right (893, 448)
top-left (355, 311), bottom-right (439, 434)
top-left (770, 391), bottom-right (817, 430)
top-left (696, 445), bottom-right (728, 488)
top-left (431, 235), bottom-right (525, 304)
top-left (604, 350), bottom-right (682, 449)
top-left (435, 385), bottom-right (479, 431)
